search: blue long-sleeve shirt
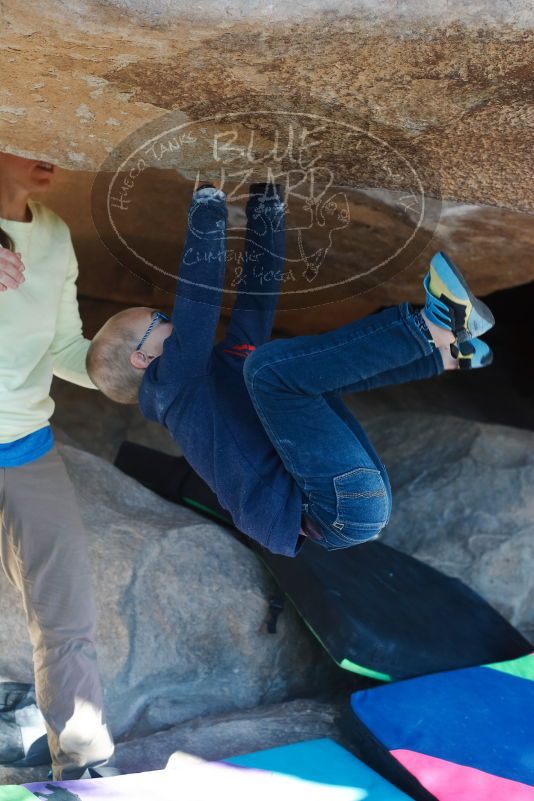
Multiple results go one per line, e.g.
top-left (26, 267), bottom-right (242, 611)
top-left (139, 194), bottom-right (304, 556)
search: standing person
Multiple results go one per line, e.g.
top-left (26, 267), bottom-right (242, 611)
top-left (0, 153), bottom-right (114, 779)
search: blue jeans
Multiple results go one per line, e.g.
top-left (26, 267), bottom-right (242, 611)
top-left (243, 303), bottom-right (444, 550)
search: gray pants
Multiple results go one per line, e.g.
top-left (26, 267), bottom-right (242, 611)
top-left (0, 446), bottom-right (114, 779)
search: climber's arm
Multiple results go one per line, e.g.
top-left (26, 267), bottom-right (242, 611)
top-left (157, 188), bottom-right (229, 378)
top-left (221, 184), bottom-right (285, 351)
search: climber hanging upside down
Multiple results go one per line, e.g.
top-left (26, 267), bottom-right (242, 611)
top-left (87, 183), bottom-right (495, 557)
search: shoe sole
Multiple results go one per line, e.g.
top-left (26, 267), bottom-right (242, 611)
top-left (430, 252), bottom-right (495, 343)
top-left (458, 349), bottom-right (494, 370)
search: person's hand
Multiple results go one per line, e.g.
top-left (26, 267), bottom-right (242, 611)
top-left (0, 248), bottom-right (25, 291)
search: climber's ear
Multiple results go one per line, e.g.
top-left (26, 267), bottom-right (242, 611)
top-left (130, 350), bottom-right (151, 370)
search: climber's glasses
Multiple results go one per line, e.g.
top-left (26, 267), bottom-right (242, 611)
top-left (135, 311), bottom-right (171, 352)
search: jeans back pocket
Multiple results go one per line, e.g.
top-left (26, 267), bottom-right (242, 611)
top-left (333, 466), bottom-right (390, 533)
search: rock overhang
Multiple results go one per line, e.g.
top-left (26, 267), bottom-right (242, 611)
top-left (1, 0), bottom-right (532, 321)
top-left (1, 0), bottom-right (532, 209)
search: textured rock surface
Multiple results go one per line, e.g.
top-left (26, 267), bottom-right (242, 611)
top-left (359, 411), bottom-right (534, 642)
top-left (1, 0), bottom-right (532, 211)
top-left (1, 0), bottom-right (533, 331)
top-left (0, 765), bottom-right (46, 787)
top-left (0, 442), bottom-right (339, 742)
top-left (110, 699), bottom-right (341, 773)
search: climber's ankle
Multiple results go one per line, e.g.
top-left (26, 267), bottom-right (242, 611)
top-left (422, 310), bottom-right (456, 347)
top-left (439, 344), bottom-right (459, 370)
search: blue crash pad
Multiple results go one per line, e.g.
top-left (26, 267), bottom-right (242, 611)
top-left (225, 737), bottom-right (413, 800)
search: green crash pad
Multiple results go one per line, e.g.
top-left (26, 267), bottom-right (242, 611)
top-left (225, 737), bottom-right (413, 799)
top-left (0, 789), bottom-right (37, 801)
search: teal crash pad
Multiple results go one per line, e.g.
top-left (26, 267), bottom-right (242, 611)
top-left (225, 737), bottom-right (413, 800)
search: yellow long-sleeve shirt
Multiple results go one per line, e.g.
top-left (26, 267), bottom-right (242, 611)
top-left (0, 197), bottom-right (95, 443)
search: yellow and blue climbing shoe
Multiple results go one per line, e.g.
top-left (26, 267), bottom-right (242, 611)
top-left (451, 338), bottom-right (494, 370)
top-left (423, 251), bottom-right (495, 344)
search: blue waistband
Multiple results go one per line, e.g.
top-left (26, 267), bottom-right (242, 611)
top-left (0, 426), bottom-right (54, 468)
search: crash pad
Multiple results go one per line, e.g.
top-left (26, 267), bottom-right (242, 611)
top-left (114, 442), bottom-right (532, 682)
top-left (341, 652), bottom-right (534, 801)
top-left (226, 737), bottom-right (413, 799)
top-left (0, 789), bottom-right (36, 801)
top-left (23, 755), bottom-right (406, 800)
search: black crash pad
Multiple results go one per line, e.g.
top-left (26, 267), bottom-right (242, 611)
top-left (114, 441), bottom-right (531, 682)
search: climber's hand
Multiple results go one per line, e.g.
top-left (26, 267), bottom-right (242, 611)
top-left (0, 248), bottom-right (25, 291)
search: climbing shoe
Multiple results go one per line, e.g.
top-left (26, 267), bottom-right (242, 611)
top-left (451, 337), bottom-right (493, 370)
top-left (53, 765), bottom-right (122, 781)
top-left (423, 251), bottom-right (495, 344)
top-left (80, 766), bottom-right (122, 779)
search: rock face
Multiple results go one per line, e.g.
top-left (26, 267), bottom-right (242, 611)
top-left (1, 0), bottom-right (532, 212)
top-left (0, 442), bottom-right (339, 742)
top-left (358, 410), bottom-right (534, 642)
top-left (110, 698), bottom-right (341, 774)
top-left (1, 0), bottom-right (533, 333)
